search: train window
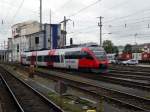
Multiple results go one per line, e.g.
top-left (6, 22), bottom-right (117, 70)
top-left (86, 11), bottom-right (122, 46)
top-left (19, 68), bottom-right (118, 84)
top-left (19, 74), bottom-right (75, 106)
top-left (80, 51), bottom-right (87, 58)
top-left (65, 51), bottom-right (81, 59)
top-left (27, 56), bottom-right (31, 61)
top-left (49, 55), bottom-right (59, 62)
top-left (90, 47), bottom-right (107, 60)
top-left (44, 56), bottom-right (50, 62)
top-left (38, 56), bottom-right (43, 62)
top-left (65, 52), bottom-right (71, 59)
top-left (94, 51), bottom-right (106, 60)
top-left (81, 51), bottom-right (93, 60)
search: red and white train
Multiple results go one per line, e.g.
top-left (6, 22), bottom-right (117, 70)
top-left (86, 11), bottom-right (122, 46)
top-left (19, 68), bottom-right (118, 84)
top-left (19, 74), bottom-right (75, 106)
top-left (21, 45), bottom-right (109, 73)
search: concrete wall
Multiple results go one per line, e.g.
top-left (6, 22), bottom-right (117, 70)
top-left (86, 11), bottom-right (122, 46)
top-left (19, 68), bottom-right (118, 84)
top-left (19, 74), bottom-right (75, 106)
top-left (28, 32), bottom-right (45, 51)
top-left (21, 22), bottom-right (40, 35)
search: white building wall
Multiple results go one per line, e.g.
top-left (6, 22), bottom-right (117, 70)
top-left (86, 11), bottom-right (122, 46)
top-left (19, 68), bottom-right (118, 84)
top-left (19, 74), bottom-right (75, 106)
top-left (11, 21), bottom-right (40, 62)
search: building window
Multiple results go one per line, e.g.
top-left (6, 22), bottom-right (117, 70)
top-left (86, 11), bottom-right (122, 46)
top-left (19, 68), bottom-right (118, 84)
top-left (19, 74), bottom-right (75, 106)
top-left (16, 28), bottom-right (20, 33)
top-left (35, 37), bottom-right (39, 44)
top-left (17, 44), bottom-right (19, 52)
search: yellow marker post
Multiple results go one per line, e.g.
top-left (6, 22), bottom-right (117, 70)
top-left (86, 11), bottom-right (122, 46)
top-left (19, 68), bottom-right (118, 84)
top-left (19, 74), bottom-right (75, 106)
top-left (29, 65), bottom-right (35, 78)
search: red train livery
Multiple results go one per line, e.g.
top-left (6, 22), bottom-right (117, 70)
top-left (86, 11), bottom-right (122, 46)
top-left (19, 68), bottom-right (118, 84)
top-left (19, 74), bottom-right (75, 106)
top-left (21, 45), bottom-right (109, 73)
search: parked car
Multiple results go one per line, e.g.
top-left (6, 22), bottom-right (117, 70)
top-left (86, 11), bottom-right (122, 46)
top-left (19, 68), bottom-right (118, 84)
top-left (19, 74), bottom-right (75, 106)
top-left (122, 59), bottom-right (138, 65)
top-left (116, 60), bottom-right (123, 64)
top-left (108, 59), bottom-right (116, 64)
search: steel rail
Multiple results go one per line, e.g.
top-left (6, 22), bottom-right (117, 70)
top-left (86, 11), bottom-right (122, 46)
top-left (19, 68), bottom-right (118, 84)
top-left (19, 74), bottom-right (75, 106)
top-left (0, 74), bottom-right (24, 112)
top-left (36, 69), bottom-right (150, 112)
top-left (0, 67), bottom-right (63, 112)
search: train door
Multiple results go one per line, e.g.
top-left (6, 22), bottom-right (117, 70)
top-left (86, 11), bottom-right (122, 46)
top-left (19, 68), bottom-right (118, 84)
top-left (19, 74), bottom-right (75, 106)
top-left (60, 54), bottom-right (65, 68)
top-left (31, 56), bottom-right (36, 65)
top-left (31, 52), bottom-right (36, 65)
top-left (53, 51), bottom-right (66, 68)
top-left (65, 51), bottom-right (79, 69)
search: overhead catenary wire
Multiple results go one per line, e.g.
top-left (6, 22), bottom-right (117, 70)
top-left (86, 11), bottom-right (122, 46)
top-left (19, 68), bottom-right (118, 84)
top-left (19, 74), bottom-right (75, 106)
top-left (106, 0), bottom-right (130, 10)
top-left (1, 0), bottom-right (150, 46)
top-left (68, 0), bottom-right (102, 18)
top-left (68, 17), bottom-right (150, 35)
top-left (104, 7), bottom-right (150, 23)
top-left (55, 0), bottom-right (73, 12)
top-left (11, 0), bottom-right (25, 24)
top-left (0, 0), bottom-right (25, 43)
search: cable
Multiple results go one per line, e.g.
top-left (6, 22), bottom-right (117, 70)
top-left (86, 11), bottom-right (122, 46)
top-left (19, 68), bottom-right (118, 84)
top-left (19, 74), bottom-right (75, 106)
top-left (107, 0), bottom-right (130, 10)
top-left (68, 27), bottom-right (99, 36)
top-left (55, 0), bottom-right (73, 11)
top-left (11, 0), bottom-right (25, 24)
top-left (105, 19), bottom-right (150, 29)
top-left (68, 0), bottom-right (102, 18)
top-left (104, 7), bottom-right (150, 23)
top-left (105, 15), bottom-right (150, 26)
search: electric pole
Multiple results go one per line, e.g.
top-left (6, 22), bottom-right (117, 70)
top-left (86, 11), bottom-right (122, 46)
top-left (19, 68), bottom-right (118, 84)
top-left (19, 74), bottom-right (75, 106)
top-left (97, 16), bottom-right (103, 47)
top-left (49, 9), bottom-right (52, 49)
top-left (40, 0), bottom-right (42, 30)
top-left (60, 16), bottom-right (71, 46)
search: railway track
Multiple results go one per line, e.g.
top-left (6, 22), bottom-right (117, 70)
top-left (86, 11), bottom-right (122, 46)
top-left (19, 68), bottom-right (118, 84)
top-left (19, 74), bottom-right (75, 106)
top-left (0, 67), bottom-right (63, 112)
top-left (0, 77), bottom-right (22, 112)
top-left (37, 68), bottom-right (150, 91)
top-left (2, 64), bottom-right (150, 111)
top-left (108, 72), bottom-right (150, 81)
top-left (83, 73), bottom-right (150, 91)
top-left (35, 69), bottom-right (150, 112)
top-left (109, 65), bottom-right (150, 72)
top-left (110, 69), bottom-right (150, 77)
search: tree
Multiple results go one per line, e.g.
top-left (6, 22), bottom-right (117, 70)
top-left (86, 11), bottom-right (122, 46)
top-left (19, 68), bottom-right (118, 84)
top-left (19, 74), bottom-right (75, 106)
top-left (113, 46), bottom-right (119, 54)
top-left (123, 44), bottom-right (132, 53)
top-left (103, 40), bottom-right (118, 54)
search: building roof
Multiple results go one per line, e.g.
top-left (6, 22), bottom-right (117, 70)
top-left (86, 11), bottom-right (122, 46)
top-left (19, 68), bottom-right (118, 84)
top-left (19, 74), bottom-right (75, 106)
top-left (12, 20), bottom-right (39, 28)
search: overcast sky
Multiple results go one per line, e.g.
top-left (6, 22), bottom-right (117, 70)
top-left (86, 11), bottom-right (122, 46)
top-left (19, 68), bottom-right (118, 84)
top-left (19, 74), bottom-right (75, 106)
top-left (0, 0), bottom-right (150, 46)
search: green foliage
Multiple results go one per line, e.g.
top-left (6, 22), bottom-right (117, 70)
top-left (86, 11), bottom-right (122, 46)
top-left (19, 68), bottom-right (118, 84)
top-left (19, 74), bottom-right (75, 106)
top-left (113, 46), bottom-right (119, 54)
top-left (103, 40), bottom-right (118, 54)
top-left (123, 44), bottom-right (132, 53)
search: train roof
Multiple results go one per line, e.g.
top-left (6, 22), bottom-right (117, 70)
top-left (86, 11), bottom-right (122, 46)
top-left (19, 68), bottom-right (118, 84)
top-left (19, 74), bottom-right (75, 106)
top-left (24, 43), bottom-right (101, 53)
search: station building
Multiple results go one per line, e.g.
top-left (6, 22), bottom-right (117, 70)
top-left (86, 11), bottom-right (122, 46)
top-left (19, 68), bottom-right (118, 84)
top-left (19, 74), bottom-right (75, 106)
top-left (9, 20), bottom-right (65, 62)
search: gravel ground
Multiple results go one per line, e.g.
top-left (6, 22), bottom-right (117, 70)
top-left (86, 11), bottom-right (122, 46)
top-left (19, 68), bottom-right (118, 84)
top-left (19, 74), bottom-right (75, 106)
top-left (4, 65), bottom-right (142, 112)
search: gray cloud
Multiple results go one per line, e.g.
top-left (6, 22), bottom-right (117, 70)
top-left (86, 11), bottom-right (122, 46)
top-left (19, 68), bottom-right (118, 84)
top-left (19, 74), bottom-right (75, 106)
top-left (0, 0), bottom-right (150, 46)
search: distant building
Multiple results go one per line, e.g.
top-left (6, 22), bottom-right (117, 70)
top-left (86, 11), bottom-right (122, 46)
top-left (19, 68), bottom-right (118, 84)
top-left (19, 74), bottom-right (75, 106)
top-left (0, 50), bottom-right (9, 62)
top-left (132, 43), bottom-right (150, 53)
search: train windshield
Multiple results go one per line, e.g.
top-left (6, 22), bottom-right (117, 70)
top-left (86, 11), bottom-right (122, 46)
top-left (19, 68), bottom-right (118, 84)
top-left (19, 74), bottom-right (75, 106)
top-left (90, 47), bottom-right (107, 60)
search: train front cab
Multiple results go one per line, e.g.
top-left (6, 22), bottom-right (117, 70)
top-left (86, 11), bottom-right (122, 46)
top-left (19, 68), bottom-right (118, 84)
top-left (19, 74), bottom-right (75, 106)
top-left (80, 47), bottom-right (108, 73)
